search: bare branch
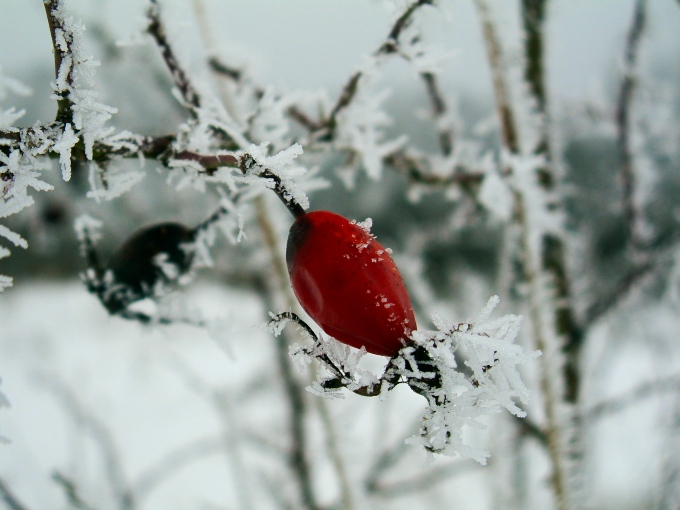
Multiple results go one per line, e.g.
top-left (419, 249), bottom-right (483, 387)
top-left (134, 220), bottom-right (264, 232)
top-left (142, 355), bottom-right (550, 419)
top-left (616, 0), bottom-right (647, 247)
top-left (586, 375), bottom-right (680, 422)
top-left (0, 478), bottom-right (31, 510)
top-left (367, 460), bottom-right (482, 498)
top-left (52, 472), bottom-right (98, 510)
top-left (420, 71), bottom-right (454, 156)
top-left (584, 258), bottom-right (655, 326)
top-left (147, 0), bottom-right (201, 111)
top-left (38, 377), bottom-right (135, 510)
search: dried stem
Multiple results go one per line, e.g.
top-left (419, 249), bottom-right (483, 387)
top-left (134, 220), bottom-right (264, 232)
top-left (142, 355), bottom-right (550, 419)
top-left (147, 0), bottom-right (201, 110)
top-left (254, 197), bottom-right (319, 510)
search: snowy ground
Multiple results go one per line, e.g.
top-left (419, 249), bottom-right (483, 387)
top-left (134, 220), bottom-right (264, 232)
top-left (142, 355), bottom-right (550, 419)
top-left (1, 280), bottom-right (677, 509)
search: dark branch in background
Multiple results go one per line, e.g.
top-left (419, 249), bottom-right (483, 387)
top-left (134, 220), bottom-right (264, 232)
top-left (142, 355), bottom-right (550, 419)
top-left (583, 257), bottom-right (655, 326)
top-left (380, 0), bottom-right (434, 52)
top-left (421, 71), bottom-right (454, 156)
top-left (44, 0), bottom-right (76, 124)
top-left (367, 460), bottom-right (482, 498)
top-left (39, 377), bottom-right (135, 510)
top-left (147, 0), bottom-right (201, 110)
top-left (52, 472), bottom-right (98, 510)
top-left (133, 437), bottom-right (224, 504)
top-left (0, 478), bottom-right (30, 510)
top-left (586, 375), bottom-right (680, 422)
top-left (522, 0), bottom-right (548, 113)
top-left (616, 0), bottom-right (647, 248)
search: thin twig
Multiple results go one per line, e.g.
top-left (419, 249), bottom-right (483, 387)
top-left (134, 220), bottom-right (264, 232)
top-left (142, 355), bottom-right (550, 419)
top-left (52, 472), bottom-right (98, 510)
top-left (616, 0), bottom-right (647, 247)
top-left (420, 71), bottom-right (454, 156)
top-left (474, 0), bottom-right (520, 156)
top-left (147, 0), bottom-right (201, 110)
top-left (368, 460), bottom-right (483, 498)
top-left (38, 377), bottom-right (135, 510)
top-left (133, 437), bottom-right (224, 503)
top-left (0, 478), bottom-right (30, 510)
top-left (586, 375), bottom-right (680, 422)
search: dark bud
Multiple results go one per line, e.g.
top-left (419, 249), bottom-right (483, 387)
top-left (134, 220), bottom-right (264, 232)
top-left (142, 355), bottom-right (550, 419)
top-left (103, 223), bottom-right (195, 312)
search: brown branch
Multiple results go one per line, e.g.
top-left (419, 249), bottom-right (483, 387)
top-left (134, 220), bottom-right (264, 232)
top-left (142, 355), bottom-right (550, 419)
top-left (616, 0), bottom-right (647, 247)
top-left (147, 0), bottom-right (201, 111)
top-left (420, 71), bottom-right (454, 156)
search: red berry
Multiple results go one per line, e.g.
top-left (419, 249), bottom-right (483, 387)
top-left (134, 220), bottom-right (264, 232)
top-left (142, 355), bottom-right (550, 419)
top-left (286, 210), bottom-right (416, 357)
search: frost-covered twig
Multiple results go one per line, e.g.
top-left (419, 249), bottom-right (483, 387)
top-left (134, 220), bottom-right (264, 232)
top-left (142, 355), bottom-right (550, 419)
top-left (44, 0), bottom-right (76, 124)
top-left (254, 204), bottom-right (320, 510)
top-left (273, 298), bottom-right (536, 463)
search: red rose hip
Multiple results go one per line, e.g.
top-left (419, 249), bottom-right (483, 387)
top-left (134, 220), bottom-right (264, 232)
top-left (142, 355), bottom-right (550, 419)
top-left (286, 210), bottom-right (416, 357)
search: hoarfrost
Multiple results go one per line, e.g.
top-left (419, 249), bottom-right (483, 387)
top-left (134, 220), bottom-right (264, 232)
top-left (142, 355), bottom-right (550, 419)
top-left (86, 166), bottom-right (146, 201)
top-left (406, 296), bottom-right (537, 461)
top-left (0, 149), bottom-right (53, 219)
top-left (51, 123), bottom-right (78, 181)
top-left (335, 88), bottom-right (407, 180)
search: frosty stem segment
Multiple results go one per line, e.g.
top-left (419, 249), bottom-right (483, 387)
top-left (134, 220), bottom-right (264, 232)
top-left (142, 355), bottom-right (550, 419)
top-left (240, 154), bottom-right (306, 219)
top-left (44, 0), bottom-right (76, 124)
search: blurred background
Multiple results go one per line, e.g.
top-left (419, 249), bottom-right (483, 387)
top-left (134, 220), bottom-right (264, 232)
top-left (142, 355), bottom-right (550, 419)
top-left (1, 1), bottom-right (679, 509)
